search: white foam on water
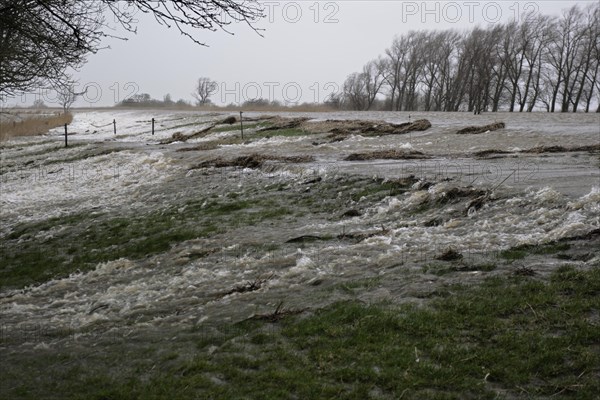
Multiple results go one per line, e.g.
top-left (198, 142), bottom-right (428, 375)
top-left (1, 149), bottom-right (178, 233)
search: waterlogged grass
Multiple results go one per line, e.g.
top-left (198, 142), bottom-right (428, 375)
top-left (211, 122), bottom-right (271, 133)
top-left (42, 147), bottom-right (127, 165)
top-left (333, 277), bottom-right (382, 293)
top-left (501, 242), bottom-right (572, 261)
top-left (1, 210), bottom-right (211, 289)
top-left (350, 179), bottom-right (412, 202)
top-left (3, 266), bottom-right (598, 399)
top-left (0, 196), bottom-right (291, 289)
top-left (423, 262), bottom-right (497, 276)
top-left (252, 128), bottom-right (308, 139)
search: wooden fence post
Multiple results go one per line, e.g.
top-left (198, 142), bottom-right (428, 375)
top-left (113, 119), bottom-right (116, 135)
top-left (64, 124), bottom-right (68, 148)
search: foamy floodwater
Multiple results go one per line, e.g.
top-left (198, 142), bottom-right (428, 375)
top-left (1, 109), bottom-right (598, 348)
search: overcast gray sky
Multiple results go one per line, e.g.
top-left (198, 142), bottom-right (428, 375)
top-left (12, 1), bottom-right (594, 107)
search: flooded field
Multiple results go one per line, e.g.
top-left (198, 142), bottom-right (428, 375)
top-left (1, 110), bottom-right (599, 398)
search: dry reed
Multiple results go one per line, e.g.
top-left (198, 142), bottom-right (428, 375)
top-left (0, 112), bottom-right (73, 141)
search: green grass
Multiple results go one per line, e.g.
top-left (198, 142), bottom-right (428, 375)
top-left (211, 122), bottom-right (270, 133)
top-left (0, 196), bottom-right (291, 289)
top-left (350, 180), bottom-right (412, 202)
top-left (0, 210), bottom-right (217, 289)
top-left (500, 242), bottom-right (572, 261)
top-left (332, 277), bottom-right (382, 293)
top-left (3, 266), bottom-right (598, 399)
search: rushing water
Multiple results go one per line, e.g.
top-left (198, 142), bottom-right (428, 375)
top-left (1, 110), bottom-right (598, 348)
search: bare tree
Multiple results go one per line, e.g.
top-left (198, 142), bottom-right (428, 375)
top-left (569, 3), bottom-right (599, 112)
top-left (382, 31), bottom-right (428, 111)
top-left (192, 77), bottom-right (218, 105)
top-left (433, 30), bottom-right (461, 111)
top-left (342, 72), bottom-right (367, 110)
top-left (384, 35), bottom-right (409, 111)
top-left (55, 79), bottom-right (87, 113)
top-left (0, 1), bottom-right (104, 97)
top-left (362, 58), bottom-right (387, 110)
top-left (343, 3), bottom-right (598, 113)
top-left (519, 14), bottom-right (552, 112)
top-left (544, 5), bottom-right (585, 112)
top-left (0, 0), bottom-right (264, 98)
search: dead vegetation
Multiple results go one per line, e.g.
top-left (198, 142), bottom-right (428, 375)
top-left (285, 226), bottom-right (392, 245)
top-left (466, 194), bottom-right (490, 213)
top-left (456, 122), bottom-right (505, 135)
top-left (472, 149), bottom-right (513, 158)
top-left (305, 118), bottom-right (431, 137)
top-left (337, 226), bottom-right (391, 242)
top-left (192, 153), bottom-right (314, 169)
top-left (436, 187), bottom-right (488, 205)
top-left (220, 274), bottom-right (274, 297)
top-left (436, 248), bottom-right (463, 261)
top-left (0, 112), bottom-right (73, 141)
top-left (521, 144), bottom-right (600, 153)
top-left (161, 116), bottom-right (433, 146)
top-left (160, 116), bottom-right (243, 144)
top-left (246, 301), bottom-right (307, 322)
top-left (176, 142), bottom-right (220, 152)
top-left (344, 149), bottom-right (429, 161)
top-left (474, 143), bottom-right (600, 158)
top-left (513, 266), bottom-right (536, 276)
top-left (256, 117), bottom-right (310, 132)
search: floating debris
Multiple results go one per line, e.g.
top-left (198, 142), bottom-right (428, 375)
top-left (436, 248), bottom-right (463, 261)
top-left (220, 274), bottom-right (274, 297)
top-left (344, 150), bottom-right (429, 161)
top-left (514, 266), bottom-right (536, 276)
top-left (522, 144), bottom-right (600, 153)
top-left (256, 117), bottom-right (311, 132)
top-left (193, 154), bottom-right (314, 169)
top-left (457, 122), bottom-right (505, 134)
top-left (246, 301), bottom-right (307, 322)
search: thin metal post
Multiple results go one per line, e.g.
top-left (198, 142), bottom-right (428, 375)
top-left (239, 111), bottom-right (244, 140)
top-left (64, 124), bottom-right (68, 147)
top-left (152, 118), bottom-right (155, 135)
top-left (113, 119), bottom-right (116, 135)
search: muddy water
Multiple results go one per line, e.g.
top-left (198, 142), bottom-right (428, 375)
top-left (0, 110), bottom-right (598, 350)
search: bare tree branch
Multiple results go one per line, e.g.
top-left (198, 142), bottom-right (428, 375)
top-left (0, 0), bottom-right (264, 98)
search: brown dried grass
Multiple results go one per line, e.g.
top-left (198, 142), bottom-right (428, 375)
top-left (456, 122), bottom-right (505, 134)
top-left (0, 112), bottom-right (73, 141)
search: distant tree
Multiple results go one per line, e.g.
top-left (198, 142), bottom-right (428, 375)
top-left (545, 6), bottom-right (586, 112)
top-left (55, 79), bottom-right (87, 113)
top-left (242, 98), bottom-right (270, 107)
top-left (31, 99), bottom-right (46, 109)
top-left (163, 93), bottom-right (173, 105)
top-left (118, 93), bottom-right (158, 107)
top-left (362, 58), bottom-right (387, 110)
top-left (342, 72), bottom-right (367, 110)
top-left (0, 1), bottom-right (265, 97)
top-left (324, 91), bottom-right (343, 109)
top-left (176, 99), bottom-right (191, 107)
top-left (131, 93), bottom-right (152, 103)
top-left (348, 2), bottom-right (597, 113)
top-left (192, 78), bottom-right (218, 105)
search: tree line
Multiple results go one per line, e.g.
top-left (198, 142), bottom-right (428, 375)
top-left (333, 4), bottom-right (599, 113)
